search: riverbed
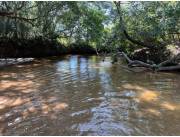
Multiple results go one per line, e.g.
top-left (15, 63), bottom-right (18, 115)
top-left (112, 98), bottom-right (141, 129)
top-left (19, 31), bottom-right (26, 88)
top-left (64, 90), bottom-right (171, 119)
top-left (0, 55), bottom-right (180, 135)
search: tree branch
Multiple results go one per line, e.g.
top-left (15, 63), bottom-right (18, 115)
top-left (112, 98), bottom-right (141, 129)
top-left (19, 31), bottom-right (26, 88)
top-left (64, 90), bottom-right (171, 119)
top-left (119, 52), bottom-right (180, 72)
top-left (123, 30), bottom-right (154, 48)
top-left (0, 11), bottom-right (38, 25)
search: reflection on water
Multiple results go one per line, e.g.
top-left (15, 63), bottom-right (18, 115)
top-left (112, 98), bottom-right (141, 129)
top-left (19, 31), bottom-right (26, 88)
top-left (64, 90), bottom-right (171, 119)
top-left (0, 55), bottom-right (180, 135)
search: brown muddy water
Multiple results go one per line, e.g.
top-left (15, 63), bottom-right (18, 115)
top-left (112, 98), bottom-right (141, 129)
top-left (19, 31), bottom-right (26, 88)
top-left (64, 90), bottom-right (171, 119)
top-left (0, 55), bottom-right (180, 135)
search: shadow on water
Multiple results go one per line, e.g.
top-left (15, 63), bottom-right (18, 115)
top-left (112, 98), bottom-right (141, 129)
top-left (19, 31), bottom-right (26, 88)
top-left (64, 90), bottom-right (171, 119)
top-left (0, 55), bottom-right (180, 135)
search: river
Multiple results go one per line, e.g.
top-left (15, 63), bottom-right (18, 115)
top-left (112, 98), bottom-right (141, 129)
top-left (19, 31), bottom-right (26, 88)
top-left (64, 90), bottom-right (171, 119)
top-left (0, 55), bottom-right (180, 135)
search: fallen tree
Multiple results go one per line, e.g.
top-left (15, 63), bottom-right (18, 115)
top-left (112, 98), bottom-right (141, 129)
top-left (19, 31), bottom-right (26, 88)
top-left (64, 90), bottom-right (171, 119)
top-left (0, 58), bottom-right (34, 68)
top-left (119, 52), bottom-right (180, 72)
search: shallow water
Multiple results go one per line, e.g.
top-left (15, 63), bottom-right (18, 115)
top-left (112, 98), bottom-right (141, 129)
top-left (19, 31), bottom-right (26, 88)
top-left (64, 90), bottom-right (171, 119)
top-left (0, 55), bottom-right (180, 135)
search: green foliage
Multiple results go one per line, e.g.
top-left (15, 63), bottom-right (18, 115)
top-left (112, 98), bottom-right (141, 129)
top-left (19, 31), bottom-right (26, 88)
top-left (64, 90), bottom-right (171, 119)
top-left (68, 42), bottom-right (96, 54)
top-left (0, 1), bottom-right (179, 58)
top-left (124, 2), bottom-right (180, 44)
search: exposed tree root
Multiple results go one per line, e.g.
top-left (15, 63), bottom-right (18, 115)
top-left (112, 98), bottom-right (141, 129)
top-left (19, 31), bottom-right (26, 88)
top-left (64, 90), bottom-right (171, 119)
top-left (119, 52), bottom-right (180, 72)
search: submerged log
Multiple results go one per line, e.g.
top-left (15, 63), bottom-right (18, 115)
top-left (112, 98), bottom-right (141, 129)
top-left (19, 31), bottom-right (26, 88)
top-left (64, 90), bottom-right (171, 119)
top-left (157, 65), bottom-right (180, 71)
top-left (0, 58), bottom-right (34, 67)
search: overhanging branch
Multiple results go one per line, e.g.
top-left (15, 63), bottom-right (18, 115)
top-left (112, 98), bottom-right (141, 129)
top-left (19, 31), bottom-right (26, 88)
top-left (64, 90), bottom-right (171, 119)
top-left (0, 11), bottom-right (38, 25)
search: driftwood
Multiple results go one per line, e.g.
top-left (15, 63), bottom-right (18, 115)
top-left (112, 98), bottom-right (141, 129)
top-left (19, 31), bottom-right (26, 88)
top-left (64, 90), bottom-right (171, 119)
top-left (119, 52), bottom-right (180, 72)
top-left (0, 58), bottom-right (34, 68)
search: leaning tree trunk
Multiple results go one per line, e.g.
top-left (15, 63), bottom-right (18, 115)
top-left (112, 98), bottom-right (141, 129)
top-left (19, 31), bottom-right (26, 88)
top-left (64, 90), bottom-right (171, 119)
top-left (114, 1), bottom-right (179, 72)
top-left (114, 2), bottom-right (164, 50)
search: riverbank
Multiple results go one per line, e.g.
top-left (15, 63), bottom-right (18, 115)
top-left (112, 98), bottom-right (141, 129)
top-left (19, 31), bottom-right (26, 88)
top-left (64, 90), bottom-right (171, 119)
top-left (0, 37), bottom-right (97, 58)
top-left (0, 36), bottom-right (100, 68)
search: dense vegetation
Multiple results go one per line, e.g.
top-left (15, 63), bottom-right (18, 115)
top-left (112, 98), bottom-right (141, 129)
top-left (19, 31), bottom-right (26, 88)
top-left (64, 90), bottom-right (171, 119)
top-left (0, 1), bottom-right (180, 70)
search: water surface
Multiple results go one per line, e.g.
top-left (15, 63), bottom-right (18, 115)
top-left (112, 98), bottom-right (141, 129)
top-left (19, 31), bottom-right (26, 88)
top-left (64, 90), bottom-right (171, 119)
top-left (0, 55), bottom-right (180, 135)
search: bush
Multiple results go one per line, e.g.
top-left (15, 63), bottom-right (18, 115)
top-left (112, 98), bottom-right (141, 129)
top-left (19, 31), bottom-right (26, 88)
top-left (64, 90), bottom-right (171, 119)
top-left (0, 37), bottom-right (67, 58)
top-left (68, 42), bottom-right (96, 54)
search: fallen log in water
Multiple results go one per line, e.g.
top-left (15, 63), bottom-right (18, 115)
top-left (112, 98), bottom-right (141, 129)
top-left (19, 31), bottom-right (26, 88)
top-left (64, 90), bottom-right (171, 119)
top-left (0, 58), bottom-right (34, 67)
top-left (119, 52), bottom-right (180, 72)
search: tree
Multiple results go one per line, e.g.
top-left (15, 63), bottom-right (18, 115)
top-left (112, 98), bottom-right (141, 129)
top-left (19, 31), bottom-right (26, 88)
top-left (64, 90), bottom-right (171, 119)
top-left (113, 1), bottom-right (180, 71)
